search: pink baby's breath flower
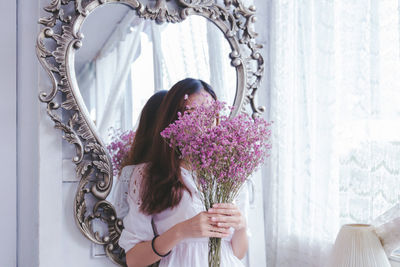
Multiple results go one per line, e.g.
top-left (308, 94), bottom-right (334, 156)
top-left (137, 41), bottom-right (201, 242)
top-left (106, 128), bottom-right (135, 176)
top-left (161, 99), bottom-right (272, 208)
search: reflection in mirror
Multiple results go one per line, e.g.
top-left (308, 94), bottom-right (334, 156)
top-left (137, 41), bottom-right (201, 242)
top-left (75, 3), bottom-right (236, 146)
top-left (73, 3), bottom-right (238, 231)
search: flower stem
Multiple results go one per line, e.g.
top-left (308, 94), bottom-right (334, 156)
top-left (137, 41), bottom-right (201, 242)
top-left (208, 237), bottom-right (222, 267)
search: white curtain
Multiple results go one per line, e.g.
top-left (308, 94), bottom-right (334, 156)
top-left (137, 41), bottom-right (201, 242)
top-left (207, 21), bottom-right (236, 105)
top-left (77, 11), bottom-right (146, 141)
top-left (156, 15), bottom-right (235, 104)
top-left (265, 0), bottom-right (400, 266)
top-left (95, 20), bottom-right (145, 138)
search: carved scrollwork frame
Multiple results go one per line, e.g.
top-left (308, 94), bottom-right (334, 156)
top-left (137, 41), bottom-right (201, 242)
top-left (36, 0), bottom-right (264, 265)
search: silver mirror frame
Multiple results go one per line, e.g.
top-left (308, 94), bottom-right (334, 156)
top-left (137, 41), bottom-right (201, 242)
top-left (36, 0), bottom-right (264, 265)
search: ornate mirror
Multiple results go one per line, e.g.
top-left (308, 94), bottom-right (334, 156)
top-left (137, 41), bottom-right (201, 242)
top-left (36, 0), bottom-right (264, 265)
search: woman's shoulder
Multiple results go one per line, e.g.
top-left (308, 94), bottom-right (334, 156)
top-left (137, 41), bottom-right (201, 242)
top-left (127, 162), bottom-right (149, 186)
top-left (120, 163), bottom-right (148, 176)
top-left (132, 162), bottom-right (149, 175)
top-left (118, 165), bottom-right (135, 183)
top-left (120, 164), bottom-right (136, 175)
top-left (125, 163), bottom-right (150, 203)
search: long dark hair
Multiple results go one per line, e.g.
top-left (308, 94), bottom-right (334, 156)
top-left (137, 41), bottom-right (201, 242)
top-left (140, 78), bottom-right (217, 215)
top-left (120, 90), bottom-right (168, 170)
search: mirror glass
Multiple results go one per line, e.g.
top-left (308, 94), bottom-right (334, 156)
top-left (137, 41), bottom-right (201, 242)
top-left (75, 3), bottom-right (237, 146)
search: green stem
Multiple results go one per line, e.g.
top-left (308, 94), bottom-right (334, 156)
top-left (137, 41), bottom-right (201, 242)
top-left (208, 237), bottom-right (222, 267)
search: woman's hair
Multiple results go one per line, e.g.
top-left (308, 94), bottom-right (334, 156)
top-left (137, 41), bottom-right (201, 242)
top-left (120, 90), bottom-right (168, 170)
top-left (140, 78), bottom-right (217, 215)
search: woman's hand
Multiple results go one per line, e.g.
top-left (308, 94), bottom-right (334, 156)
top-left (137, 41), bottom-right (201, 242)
top-left (207, 203), bottom-right (246, 231)
top-left (178, 211), bottom-right (231, 239)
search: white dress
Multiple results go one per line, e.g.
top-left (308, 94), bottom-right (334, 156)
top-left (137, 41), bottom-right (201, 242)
top-left (118, 163), bottom-right (250, 267)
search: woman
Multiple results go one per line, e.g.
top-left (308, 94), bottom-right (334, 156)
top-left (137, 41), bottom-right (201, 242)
top-left (111, 90), bottom-right (168, 218)
top-left (119, 78), bottom-right (249, 267)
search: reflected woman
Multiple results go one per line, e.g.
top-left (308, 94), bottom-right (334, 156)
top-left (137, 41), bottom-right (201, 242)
top-left (119, 78), bottom-right (249, 267)
top-left (111, 90), bottom-right (168, 218)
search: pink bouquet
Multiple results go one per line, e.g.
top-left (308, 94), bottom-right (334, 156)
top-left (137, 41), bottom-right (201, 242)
top-left (106, 128), bottom-right (135, 176)
top-left (161, 99), bottom-right (272, 267)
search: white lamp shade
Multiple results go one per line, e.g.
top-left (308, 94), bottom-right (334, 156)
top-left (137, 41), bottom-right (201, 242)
top-left (328, 224), bottom-right (390, 267)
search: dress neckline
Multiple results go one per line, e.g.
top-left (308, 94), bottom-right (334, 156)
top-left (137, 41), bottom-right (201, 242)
top-left (179, 166), bottom-right (199, 192)
top-left (180, 166), bottom-right (190, 172)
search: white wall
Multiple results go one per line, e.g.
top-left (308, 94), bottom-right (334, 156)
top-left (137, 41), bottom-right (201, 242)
top-left (0, 1), bottom-right (17, 267)
top-left (250, 1), bottom-right (270, 265)
top-left (10, 0), bottom-right (116, 266)
top-left (16, 0), bottom-right (40, 266)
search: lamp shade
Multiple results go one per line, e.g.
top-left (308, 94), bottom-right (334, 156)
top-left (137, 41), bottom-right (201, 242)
top-left (328, 224), bottom-right (390, 267)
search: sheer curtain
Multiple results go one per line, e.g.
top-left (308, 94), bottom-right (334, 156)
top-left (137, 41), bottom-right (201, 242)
top-left (265, 0), bottom-right (400, 266)
top-left (77, 10), bottom-right (145, 141)
top-left (154, 16), bottom-right (236, 103)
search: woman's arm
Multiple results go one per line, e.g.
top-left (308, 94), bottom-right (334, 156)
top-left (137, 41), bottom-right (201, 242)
top-left (230, 225), bottom-right (249, 259)
top-left (125, 223), bottom-right (182, 267)
top-left (125, 212), bottom-right (231, 267)
top-left (208, 203), bottom-right (249, 259)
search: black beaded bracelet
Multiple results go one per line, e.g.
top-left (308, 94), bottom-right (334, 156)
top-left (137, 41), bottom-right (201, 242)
top-left (151, 235), bottom-right (171, 257)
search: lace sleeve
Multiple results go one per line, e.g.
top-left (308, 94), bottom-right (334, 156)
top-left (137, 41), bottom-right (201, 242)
top-left (127, 163), bottom-right (147, 205)
top-left (110, 165), bottom-right (135, 218)
top-left (118, 163), bottom-right (154, 253)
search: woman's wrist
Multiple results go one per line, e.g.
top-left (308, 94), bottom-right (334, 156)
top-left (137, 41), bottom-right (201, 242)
top-left (172, 221), bottom-right (187, 241)
top-left (152, 235), bottom-right (171, 257)
top-left (150, 223), bottom-right (185, 258)
top-left (236, 218), bottom-right (247, 231)
top-left (234, 224), bottom-right (247, 233)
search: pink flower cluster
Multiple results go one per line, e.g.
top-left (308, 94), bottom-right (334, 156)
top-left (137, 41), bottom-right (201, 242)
top-left (106, 128), bottom-right (135, 176)
top-left (161, 100), bottom-right (272, 208)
